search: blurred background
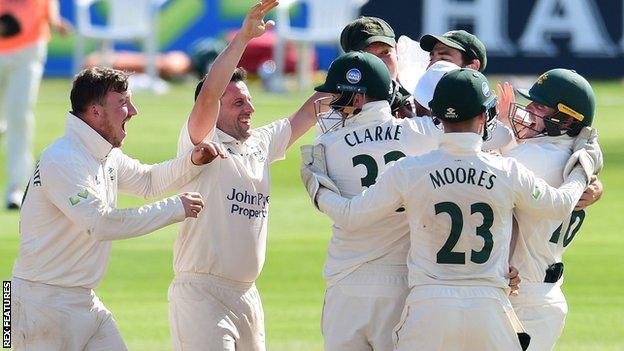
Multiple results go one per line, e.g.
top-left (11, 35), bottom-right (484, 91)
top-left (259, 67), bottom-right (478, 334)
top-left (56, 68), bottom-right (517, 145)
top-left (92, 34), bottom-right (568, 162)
top-left (49, 0), bottom-right (624, 81)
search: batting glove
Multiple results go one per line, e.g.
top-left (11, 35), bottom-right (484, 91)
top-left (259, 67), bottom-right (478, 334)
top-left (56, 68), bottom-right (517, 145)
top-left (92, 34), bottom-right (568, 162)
top-left (300, 144), bottom-right (340, 209)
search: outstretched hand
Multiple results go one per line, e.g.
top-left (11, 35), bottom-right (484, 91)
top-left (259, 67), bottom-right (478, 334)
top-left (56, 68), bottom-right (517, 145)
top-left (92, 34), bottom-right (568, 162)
top-left (239, 0), bottom-right (279, 41)
top-left (496, 82), bottom-right (515, 129)
top-left (191, 141), bottom-right (228, 165)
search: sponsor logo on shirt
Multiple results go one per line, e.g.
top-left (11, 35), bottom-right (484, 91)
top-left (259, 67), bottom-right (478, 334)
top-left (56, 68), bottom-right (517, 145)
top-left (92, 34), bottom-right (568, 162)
top-left (226, 145), bottom-right (266, 163)
top-left (31, 161), bottom-right (41, 187)
top-left (226, 187), bottom-right (270, 219)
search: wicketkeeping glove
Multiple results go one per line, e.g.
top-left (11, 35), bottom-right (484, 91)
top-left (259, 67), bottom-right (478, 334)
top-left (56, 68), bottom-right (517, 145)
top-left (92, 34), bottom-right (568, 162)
top-left (574, 127), bottom-right (603, 173)
top-left (300, 144), bottom-right (340, 209)
top-left (563, 127), bottom-right (603, 182)
top-left (563, 149), bottom-right (595, 185)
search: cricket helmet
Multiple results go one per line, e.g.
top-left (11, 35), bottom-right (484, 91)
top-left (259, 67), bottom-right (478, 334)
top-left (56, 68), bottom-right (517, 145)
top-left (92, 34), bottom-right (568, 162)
top-left (314, 51), bottom-right (394, 133)
top-left (511, 69), bottom-right (595, 139)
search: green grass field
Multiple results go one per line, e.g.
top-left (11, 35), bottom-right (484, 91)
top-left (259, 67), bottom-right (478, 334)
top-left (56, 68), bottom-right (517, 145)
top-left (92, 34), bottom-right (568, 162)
top-left (0, 78), bottom-right (622, 350)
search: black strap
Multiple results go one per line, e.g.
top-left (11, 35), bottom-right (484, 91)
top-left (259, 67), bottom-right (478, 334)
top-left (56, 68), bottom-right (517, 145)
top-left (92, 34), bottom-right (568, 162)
top-left (517, 332), bottom-right (531, 351)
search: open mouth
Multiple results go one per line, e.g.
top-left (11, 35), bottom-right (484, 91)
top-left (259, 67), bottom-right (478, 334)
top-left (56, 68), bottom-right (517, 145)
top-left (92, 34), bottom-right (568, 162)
top-left (239, 115), bottom-right (251, 127)
top-left (121, 117), bottom-right (130, 133)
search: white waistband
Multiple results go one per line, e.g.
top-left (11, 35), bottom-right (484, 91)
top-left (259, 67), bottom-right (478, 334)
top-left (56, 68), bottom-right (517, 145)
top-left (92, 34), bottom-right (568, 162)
top-left (510, 281), bottom-right (565, 303)
top-left (327, 262), bottom-right (408, 287)
top-left (173, 272), bottom-right (254, 291)
top-left (12, 277), bottom-right (92, 294)
top-left (407, 284), bottom-right (511, 306)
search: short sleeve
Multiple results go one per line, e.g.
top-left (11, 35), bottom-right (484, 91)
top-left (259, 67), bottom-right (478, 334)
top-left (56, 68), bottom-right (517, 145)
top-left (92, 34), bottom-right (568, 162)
top-left (253, 118), bottom-right (292, 164)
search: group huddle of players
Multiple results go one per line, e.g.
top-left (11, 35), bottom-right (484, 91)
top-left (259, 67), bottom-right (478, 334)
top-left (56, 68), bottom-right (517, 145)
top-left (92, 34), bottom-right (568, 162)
top-left (300, 15), bottom-right (603, 351)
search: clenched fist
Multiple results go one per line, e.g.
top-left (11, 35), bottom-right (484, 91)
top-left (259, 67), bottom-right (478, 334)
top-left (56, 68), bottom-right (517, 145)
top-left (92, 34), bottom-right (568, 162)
top-left (191, 141), bottom-right (227, 165)
top-left (179, 192), bottom-right (205, 218)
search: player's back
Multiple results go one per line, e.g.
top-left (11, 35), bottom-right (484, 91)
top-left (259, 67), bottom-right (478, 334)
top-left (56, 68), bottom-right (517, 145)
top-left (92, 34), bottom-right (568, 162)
top-left (400, 133), bottom-right (526, 291)
top-left (315, 101), bottom-right (439, 283)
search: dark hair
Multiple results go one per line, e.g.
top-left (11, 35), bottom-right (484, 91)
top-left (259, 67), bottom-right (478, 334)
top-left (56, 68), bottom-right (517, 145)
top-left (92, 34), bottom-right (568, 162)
top-left (460, 51), bottom-right (474, 67)
top-left (70, 67), bottom-right (129, 115)
top-left (194, 67), bottom-right (248, 101)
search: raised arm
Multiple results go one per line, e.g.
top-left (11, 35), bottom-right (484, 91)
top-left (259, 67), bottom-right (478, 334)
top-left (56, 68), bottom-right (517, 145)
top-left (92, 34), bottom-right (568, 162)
top-left (48, 0), bottom-right (72, 36)
top-left (188, 0), bottom-right (278, 145)
top-left (287, 92), bottom-right (326, 147)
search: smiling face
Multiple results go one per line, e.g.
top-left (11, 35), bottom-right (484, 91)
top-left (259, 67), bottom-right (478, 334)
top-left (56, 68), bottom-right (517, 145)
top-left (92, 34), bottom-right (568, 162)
top-left (428, 42), bottom-right (465, 68)
top-left (217, 81), bottom-right (255, 141)
top-left (512, 101), bottom-right (552, 139)
top-left (96, 90), bottom-right (138, 147)
top-left (363, 42), bottom-right (398, 80)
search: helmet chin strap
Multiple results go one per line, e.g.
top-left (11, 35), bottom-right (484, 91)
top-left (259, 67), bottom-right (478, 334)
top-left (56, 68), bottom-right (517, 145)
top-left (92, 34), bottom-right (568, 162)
top-left (544, 116), bottom-right (564, 137)
top-left (544, 111), bottom-right (580, 137)
top-left (330, 91), bottom-right (362, 118)
top-left (340, 106), bottom-right (362, 116)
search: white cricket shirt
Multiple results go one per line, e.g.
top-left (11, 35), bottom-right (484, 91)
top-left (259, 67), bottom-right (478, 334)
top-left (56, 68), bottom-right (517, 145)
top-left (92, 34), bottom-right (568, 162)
top-left (13, 113), bottom-right (201, 288)
top-left (174, 118), bottom-right (291, 283)
top-left (505, 136), bottom-right (579, 283)
top-left (315, 101), bottom-right (440, 285)
top-left (318, 133), bottom-right (587, 290)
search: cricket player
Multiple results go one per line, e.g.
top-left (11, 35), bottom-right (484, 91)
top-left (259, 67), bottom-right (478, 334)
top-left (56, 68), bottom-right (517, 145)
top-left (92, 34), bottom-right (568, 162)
top-left (340, 16), bottom-right (414, 118)
top-left (312, 51), bottom-right (438, 351)
top-left (302, 68), bottom-right (600, 350)
top-left (498, 69), bottom-right (602, 351)
top-left (10, 67), bottom-right (224, 351)
top-left (167, 1), bottom-right (319, 350)
top-left (0, 0), bottom-right (71, 209)
top-left (419, 29), bottom-right (487, 72)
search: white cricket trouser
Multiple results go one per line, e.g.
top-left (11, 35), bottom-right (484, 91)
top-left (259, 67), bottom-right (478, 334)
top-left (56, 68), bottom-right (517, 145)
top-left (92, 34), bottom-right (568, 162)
top-left (0, 40), bottom-right (46, 191)
top-left (394, 285), bottom-right (524, 351)
top-left (322, 263), bottom-right (408, 351)
top-left (11, 277), bottom-right (127, 351)
top-left (511, 282), bottom-right (567, 351)
top-left (168, 272), bottom-right (265, 351)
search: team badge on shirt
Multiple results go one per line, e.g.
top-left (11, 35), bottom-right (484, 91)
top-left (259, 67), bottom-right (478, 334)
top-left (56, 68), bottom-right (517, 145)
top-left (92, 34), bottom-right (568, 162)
top-left (69, 189), bottom-right (91, 206)
top-left (531, 183), bottom-right (544, 200)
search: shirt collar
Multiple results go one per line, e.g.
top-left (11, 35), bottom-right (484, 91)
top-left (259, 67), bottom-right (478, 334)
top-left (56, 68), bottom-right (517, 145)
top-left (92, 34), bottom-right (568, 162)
top-left (216, 128), bottom-right (238, 144)
top-left (344, 100), bottom-right (392, 127)
top-left (65, 112), bottom-right (113, 161)
top-left (439, 132), bottom-right (483, 155)
top-left (522, 135), bottom-right (574, 150)
top-left (216, 127), bottom-right (260, 148)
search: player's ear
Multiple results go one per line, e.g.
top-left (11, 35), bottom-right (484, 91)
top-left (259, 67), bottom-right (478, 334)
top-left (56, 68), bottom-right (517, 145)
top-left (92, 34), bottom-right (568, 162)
top-left (465, 59), bottom-right (481, 72)
top-left (89, 102), bottom-right (104, 119)
top-left (353, 93), bottom-right (366, 109)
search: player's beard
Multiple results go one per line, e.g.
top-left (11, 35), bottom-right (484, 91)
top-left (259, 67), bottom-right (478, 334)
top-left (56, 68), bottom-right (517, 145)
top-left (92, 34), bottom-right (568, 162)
top-left (99, 110), bottom-right (125, 148)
